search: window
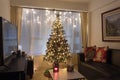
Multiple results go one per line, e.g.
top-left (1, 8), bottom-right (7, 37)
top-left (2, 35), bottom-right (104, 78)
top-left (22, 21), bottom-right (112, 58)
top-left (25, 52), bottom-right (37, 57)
top-left (20, 8), bottom-right (82, 55)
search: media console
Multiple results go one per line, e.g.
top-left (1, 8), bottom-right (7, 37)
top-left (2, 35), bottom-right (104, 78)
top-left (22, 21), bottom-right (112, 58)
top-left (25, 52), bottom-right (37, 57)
top-left (0, 55), bottom-right (34, 80)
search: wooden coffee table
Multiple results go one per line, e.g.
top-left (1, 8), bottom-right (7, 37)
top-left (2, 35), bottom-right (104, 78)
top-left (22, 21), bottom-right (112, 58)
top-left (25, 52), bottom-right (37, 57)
top-left (49, 68), bottom-right (86, 80)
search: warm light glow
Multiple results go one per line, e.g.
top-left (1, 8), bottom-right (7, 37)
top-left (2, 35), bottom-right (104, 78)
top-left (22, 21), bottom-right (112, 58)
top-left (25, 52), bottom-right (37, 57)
top-left (37, 16), bottom-right (41, 24)
top-left (45, 9), bottom-right (50, 16)
top-left (25, 9), bottom-right (29, 14)
top-left (31, 55), bottom-right (34, 60)
top-left (59, 12), bottom-right (62, 15)
top-left (69, 11), bottom-right (72, 14)
top-left (53, 72), bottom-right (58, 80)
top-left (54, 67), bottom-right (58, 71)
top-left (32, 9), bottom-right (36, 14)
top-left (18, 45), bottom-right (22, 50)
top-left (54, 10), bottom-right (57, 14)
top-left (73, 25), bottom-right (76, 28)
top-left (75, 18), bottom-right (78, 21)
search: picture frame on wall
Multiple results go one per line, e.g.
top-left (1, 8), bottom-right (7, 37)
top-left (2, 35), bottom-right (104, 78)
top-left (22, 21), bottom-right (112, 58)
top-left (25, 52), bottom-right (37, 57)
top-left (101, 7), bottom-right (120, 42)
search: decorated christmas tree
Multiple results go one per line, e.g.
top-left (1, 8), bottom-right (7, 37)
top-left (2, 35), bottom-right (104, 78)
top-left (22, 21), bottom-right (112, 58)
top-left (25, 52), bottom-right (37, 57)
top-left (43, 13), bottom-right (71, 63)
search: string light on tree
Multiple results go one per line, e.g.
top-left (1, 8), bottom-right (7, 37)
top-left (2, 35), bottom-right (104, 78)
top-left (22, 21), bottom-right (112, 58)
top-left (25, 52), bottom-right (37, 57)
top-left (43, 13), bottom-right (71, 70)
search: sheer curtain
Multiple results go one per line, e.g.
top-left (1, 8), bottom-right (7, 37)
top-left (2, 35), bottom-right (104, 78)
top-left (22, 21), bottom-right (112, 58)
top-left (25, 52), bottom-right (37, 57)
top-left (20, 8), bottom-right (82, 55)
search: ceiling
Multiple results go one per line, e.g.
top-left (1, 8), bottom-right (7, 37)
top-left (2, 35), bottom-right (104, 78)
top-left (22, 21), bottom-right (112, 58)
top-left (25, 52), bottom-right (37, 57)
top-left (56, 0), bottom-right (92, 3)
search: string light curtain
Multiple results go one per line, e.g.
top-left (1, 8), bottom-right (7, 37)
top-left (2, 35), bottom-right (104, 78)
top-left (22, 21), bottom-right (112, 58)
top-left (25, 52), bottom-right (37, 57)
top-left (20, 8), bottom-right (82, 55)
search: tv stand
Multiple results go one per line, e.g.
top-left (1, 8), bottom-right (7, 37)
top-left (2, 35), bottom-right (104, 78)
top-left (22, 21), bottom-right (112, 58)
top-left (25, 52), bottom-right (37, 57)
top-left (0, 65), bottom-right (10, 72)
top-left (0, 64), bottom-right (9, 68)
top-left (0, 56), bottom-right (34, 80)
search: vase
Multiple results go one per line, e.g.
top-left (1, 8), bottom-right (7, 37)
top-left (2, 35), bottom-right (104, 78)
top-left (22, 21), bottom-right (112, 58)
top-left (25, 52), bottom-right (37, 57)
top-left (53, 61), bottom-right (59, 72)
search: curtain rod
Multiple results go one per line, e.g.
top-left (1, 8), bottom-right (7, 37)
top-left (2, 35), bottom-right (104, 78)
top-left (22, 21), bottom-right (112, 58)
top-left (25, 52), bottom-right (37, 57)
top-left (11, 5), bottom-right (88, 13)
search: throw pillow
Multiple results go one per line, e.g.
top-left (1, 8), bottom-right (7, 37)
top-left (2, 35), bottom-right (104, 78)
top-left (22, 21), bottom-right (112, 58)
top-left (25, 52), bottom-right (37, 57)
top-left (84, 46), bottom-right (96, 62)
top-left (93, 47), bottom-right (108, 63)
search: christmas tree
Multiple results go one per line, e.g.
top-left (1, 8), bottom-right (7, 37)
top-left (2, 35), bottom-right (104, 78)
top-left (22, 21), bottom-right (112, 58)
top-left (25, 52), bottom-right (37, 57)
top-left (43, 13), bottom-right (71, 63)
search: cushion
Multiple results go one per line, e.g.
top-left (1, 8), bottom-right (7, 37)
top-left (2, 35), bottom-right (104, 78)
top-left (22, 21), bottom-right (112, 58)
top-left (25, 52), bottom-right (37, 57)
top-left (93, 47), bottom-right (108, 63)
top-left (84, 46), bottom-right (96, 62)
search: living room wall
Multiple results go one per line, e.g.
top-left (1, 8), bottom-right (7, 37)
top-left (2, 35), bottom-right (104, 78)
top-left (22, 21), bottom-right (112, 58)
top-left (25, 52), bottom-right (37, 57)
top-left (0, 0), bottom-right (10, 20)
top-left (89, 0), bottom-right (120, 49)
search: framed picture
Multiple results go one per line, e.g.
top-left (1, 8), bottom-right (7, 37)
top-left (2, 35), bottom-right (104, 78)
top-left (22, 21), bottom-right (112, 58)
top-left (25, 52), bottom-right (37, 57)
top-left (101, 7), bottom-right (120, 42)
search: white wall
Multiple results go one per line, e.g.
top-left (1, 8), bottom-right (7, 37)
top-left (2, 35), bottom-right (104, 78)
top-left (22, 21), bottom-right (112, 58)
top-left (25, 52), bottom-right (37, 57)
top-left (0, 0), bottom-right (10, 20)
top-left (89, 0), bottom-right (120, 49)
top-left (10, 0), bottom-right (88, 11)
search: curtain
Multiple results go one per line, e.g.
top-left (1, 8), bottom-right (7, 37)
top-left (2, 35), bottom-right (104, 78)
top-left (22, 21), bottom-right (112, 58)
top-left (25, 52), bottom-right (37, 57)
top-left (80, 12), bottom-right (88, 48)
top-left (10, 6), bottom-right (22, 44)
top-left (20, 8), bottom-right (82, 55)
top-left (77, 12), bottom-right (88, 70)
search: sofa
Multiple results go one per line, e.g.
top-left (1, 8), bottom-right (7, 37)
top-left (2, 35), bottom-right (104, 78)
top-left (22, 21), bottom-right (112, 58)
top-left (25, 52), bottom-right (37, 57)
top-left (78, 48), bottom-right (120, 80)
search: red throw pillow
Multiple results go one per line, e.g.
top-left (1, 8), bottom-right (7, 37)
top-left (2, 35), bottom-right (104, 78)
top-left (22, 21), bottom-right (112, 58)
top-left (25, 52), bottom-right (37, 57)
top-left (84, 46), bottom-right (96, 62)
top-left (93, 47), bottom-right (108, 63)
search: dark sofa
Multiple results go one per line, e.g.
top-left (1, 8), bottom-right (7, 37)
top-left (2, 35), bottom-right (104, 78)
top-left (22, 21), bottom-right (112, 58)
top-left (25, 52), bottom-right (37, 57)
top-left (78, 49), bottom-right (120, 80)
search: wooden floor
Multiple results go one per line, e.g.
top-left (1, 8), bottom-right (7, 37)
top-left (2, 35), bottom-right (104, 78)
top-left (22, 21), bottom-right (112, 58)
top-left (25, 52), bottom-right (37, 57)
top-left (27, 55), bottom-right (78, 80)
top-left (27, 61), bottom-right (52, 80)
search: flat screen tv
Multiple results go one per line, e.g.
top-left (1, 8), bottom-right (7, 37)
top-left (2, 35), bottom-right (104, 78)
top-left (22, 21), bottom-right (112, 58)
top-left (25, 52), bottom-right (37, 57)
top-left (0, 17), bottom-right (18, 66)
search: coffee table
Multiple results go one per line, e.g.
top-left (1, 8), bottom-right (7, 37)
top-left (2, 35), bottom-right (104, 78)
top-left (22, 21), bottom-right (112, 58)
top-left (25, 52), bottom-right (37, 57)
top-left (49, 68), bottom-right (86, 80)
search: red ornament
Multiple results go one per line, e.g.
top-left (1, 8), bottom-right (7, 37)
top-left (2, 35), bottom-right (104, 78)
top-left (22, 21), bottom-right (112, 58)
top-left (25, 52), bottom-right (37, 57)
top-left (53, 61), bottom-right (59, 72)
